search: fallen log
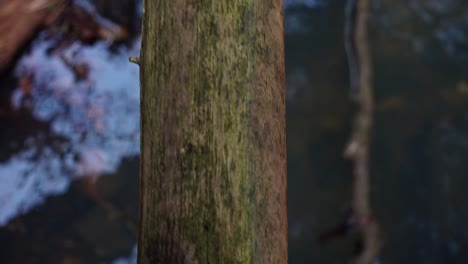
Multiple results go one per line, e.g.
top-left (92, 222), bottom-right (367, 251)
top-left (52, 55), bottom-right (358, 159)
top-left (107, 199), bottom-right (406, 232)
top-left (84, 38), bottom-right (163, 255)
top-left (0, 0), bottom-right (68, 73)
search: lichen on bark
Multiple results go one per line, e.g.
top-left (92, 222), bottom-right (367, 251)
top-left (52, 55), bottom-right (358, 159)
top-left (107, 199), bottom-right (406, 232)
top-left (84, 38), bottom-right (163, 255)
top-left (138, 0), bottom-right (287, 263)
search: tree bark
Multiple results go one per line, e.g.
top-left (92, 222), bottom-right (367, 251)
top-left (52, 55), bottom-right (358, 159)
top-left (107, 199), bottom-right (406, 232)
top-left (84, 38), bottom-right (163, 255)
top-left (138, 0), bottom-right (287, 263)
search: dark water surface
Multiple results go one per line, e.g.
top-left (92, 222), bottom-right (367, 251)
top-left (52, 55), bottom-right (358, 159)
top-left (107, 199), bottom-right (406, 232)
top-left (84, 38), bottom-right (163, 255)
top-left (286, 0), bottom-right (468, 263)
top-left (0, 0), bottom-right (467, 263)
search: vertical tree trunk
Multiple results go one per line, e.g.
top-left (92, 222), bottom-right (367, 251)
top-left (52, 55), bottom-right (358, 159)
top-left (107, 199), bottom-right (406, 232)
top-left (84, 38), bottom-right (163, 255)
top-left (138, 0), bottom-right (287, 263)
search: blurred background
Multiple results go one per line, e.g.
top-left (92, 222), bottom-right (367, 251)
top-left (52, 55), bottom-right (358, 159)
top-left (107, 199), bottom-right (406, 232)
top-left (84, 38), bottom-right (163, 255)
top-left (0, 0), bottom-right (467, 263)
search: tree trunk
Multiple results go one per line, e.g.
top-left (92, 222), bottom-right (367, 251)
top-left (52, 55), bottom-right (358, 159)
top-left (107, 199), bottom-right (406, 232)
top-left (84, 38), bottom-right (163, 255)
top-left (138, 0), bottom-right (287, 263)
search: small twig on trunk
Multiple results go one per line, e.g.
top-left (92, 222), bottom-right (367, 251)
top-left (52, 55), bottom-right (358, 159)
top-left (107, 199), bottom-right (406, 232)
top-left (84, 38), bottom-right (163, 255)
top-left (343, 0), bottom-right (381, 263)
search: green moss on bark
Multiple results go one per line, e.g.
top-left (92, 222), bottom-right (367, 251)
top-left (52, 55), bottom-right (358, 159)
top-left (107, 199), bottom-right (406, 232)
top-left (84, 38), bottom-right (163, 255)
top-left (138, 0), bottom-right (287, 263)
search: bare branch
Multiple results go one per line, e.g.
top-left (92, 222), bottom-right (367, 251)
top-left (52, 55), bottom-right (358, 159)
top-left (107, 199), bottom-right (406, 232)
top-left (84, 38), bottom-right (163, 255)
top-left (344, 0), bottom-right (381, 263)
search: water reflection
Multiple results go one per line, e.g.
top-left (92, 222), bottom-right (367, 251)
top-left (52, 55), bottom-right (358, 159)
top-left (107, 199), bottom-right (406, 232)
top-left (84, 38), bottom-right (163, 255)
top-left (286, 0), bottom-right (468, 263)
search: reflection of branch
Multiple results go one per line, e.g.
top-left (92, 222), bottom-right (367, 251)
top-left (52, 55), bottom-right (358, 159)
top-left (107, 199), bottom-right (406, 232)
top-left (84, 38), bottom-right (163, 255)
top-left (344, 0), bottom-right (359, 100)
top-left (344, 0), bottom-right (380, 263)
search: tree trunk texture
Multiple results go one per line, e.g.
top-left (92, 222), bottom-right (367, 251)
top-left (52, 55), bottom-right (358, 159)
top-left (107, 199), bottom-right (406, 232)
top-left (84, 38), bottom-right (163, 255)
top-left (138, 0), bottom-right (287, 263)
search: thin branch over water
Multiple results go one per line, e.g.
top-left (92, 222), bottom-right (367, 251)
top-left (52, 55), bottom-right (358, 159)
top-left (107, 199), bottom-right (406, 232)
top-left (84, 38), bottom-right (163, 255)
top-left (344, 0), bottom-right (381, 263)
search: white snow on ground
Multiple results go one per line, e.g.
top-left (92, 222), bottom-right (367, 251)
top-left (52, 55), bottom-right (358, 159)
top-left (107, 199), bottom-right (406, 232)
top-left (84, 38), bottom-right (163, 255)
top-left (0, 148), bottom-right (71, 225)
top-left (0, 35), bottom-right (141, 226)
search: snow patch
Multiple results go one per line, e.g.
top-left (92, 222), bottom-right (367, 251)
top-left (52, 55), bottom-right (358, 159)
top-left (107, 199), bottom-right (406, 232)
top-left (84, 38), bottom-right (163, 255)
top-left (0, 35), bottom-right (141, 226)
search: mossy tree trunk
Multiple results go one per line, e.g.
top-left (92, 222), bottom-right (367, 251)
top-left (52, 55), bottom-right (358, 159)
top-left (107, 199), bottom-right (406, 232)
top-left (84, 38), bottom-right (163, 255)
top-left (138, 0), bottom-right (287, 263)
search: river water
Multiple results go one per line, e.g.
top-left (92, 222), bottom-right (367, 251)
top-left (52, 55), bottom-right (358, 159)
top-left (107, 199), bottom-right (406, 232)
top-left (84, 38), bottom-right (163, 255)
top-left (286, 0), bottom-right (468, 263)
top-left (0, 0), bottom-right (467, 263)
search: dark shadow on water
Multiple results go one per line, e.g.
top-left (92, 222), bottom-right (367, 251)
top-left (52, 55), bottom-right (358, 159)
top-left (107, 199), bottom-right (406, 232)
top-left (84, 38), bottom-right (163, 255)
top-left (286, 0), bottom-right (468, 263)
top-left (0, 157), bottom-right (139, 264)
